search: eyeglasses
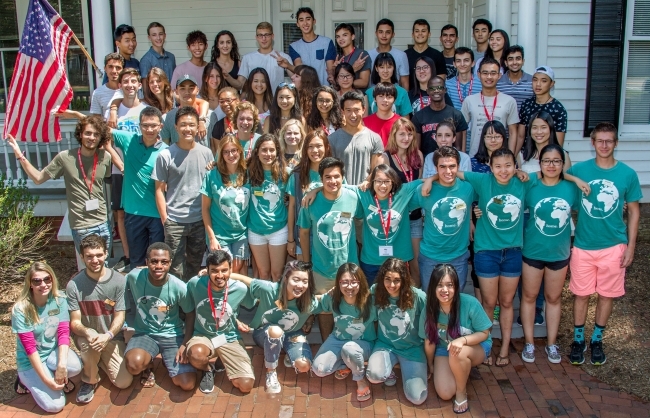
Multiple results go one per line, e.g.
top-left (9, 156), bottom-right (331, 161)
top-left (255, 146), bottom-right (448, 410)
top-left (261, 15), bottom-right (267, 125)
top-left (340, 280), bottom-right (360, 288)
top-left (415, 65), bottom-right (430, 72)
top-left (427, 86), bottom-right (445, 92)
top-left (148, 259), bottom-right (171, 266)
top-left (484, 135), bottom-right (503, 141)
top-left (317, 98), bottom-right (333, 105)
top-left (222, 149), bottom-right (239, 156)
top-left (541, 159), bottom-right (563, 167)
top-left (256, 33), bottom-right (273, 39)
top-left (278, 82), bottom-right (296, 89)
top-left (374, 180), bottom-right (392, 186)
top-left (31, 275), bottom-right (53, 286)
top-left (337, 74), bottom-right (353, 80)
top-left (219, 98), bottom-right (235, 105)
top-left (595, 139), bottom-right (615, 146)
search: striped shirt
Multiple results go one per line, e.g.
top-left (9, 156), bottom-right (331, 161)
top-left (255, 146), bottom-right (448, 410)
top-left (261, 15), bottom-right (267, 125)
top-left (496, 72), bottom-right (534, 111)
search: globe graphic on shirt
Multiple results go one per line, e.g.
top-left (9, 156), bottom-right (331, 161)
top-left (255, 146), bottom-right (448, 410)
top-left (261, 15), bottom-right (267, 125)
top-left (366, 209), bottom-right (402, 239)
top-left (378, 306), bottom-right (411, 342)
top-left (316, 211), bottom-right (352, 250)
top-left (334, 314), bottom-right (366, 339)
top-left (195, 298), bottom-right (234, 332)
top-left (252, 181), bottom-right (281, 211)
top-left (485, 194), bottom-right (522, 230)
top-left (261, 308), bottom-right (300, 331)
top-left (431, 197), bottom-right (467, 235)
top-left (218, 187), bottom-right (250, 220)
top-left (136, 296), bottom-right (168, 328)
top-left (581, 179), bottom-right (619, 219)
top-left (533, 197), bottom-right (572, 236)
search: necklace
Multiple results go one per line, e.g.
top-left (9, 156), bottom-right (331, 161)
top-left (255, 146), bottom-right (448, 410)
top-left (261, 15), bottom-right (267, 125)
top-left (536, 96), bottom-right (553, 105)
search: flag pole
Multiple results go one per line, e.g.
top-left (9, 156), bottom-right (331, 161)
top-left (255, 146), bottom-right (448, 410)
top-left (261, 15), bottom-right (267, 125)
top-left (70, 32), bottom-right (103, 77)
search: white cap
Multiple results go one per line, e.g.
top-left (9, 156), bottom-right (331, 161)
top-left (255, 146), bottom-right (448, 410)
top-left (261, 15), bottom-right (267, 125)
top-left (534, 66), bottom-right (555, 81)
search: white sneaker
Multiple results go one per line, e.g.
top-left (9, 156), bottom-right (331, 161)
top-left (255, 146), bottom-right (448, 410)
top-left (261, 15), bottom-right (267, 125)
top-left (521, 343), bottom-right (535, 363)
top-left (284, 355), bottom-right (292, 368)
top-left (265, 371), bottom-right (281, 394)
top-left (545, 344), bottom-right (562, 364)
top-left (384, 372), bottom-right (397, 387)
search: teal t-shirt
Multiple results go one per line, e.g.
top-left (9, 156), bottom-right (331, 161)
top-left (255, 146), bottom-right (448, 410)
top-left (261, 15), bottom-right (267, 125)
top-left (200, 171), bottom-right (250, 244)
top-left (366, 84), bottom-right (413, 116)
top-left (248, 279), bottom-right (322, 332)
top-left (320, 293), bottom-right (377, 342)
top-left (371, 285), bottom-right (427, 362)
top-left (411, 180), bottom-right (476, 262)
top-left (297, 188), bottom-right (359, 279)
top-left (239, 133), bottom-right (261, 160)
top-left (248, 170), bottom-right (287, 235)
top-left (355, 180), bottom-right (422, 266)
top-left (113, 130), bottom-right (168, 218)
top-left (463, 172), bottom-right (537, 252)
top-left (567, 159), bottom-right (643, 250)
top-left (418, 293), bottom-right (492, 351)
top-left (286, 169), bottom-right (322, 197)
top-left (523, 180), bottom-right (578, 262)
top-left (12, 294), bottom-right (69, 372)
top-left (125, 268), bottom-right (193, 338)
top-left (186, 276), bottom-right (255, 343)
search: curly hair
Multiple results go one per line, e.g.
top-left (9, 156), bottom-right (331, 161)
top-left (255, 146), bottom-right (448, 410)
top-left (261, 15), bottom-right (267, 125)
top-left (233, 101), bottom-right (260, 135)
top-left (248, 133), bottom-right (287, 186)
top-left (306, 86), bottom-right (343, 132)
top-left (75, 115), bottom-right (111, 149)
top-left (374, 258), bottom-right (414, 311)
top-left (216, 134), bottom-right (248, 188)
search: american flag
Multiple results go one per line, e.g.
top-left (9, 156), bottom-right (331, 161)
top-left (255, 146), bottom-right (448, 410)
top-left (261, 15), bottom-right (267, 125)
top-left (3, 0), bottom-right (73, 142)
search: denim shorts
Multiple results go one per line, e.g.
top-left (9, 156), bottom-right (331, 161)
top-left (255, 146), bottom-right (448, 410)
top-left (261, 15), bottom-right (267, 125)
top-left (220, 238), bottom-right (251, 261)
top-left (434, 340), bottom-right (492, 359)
top-left (474, 247), bottom-right (522, 278)
top-left (126, 334), bottom-right (195, 377)
top-left (410, 217), bottom-right (423, 239)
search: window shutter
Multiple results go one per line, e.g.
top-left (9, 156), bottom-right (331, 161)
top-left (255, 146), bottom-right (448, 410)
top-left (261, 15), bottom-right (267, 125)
top-left (583, 0), bottom-right (627, 136)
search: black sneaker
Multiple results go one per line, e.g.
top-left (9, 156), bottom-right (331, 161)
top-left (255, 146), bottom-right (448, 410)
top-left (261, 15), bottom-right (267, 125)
top-left (590, 341), bottom-right (607, 365)
top-left (199, 367), bottom-right (215, 393)
top-left (534, 308), bottom-right (545, 325)
top-left (214, 357), bottom-right (225, 372)
top-left (76, 382), bottom-right (97, 404)
top-left (112, 256), bottom-right (130, 272)
top-left (569, 341), bottom-right (586, 365)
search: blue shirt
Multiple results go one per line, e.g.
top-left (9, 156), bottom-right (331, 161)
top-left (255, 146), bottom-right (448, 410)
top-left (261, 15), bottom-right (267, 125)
top-left (496, 72), bottom-right (534, 111)
top-left (139, 47), bottom-right (176, 80)
top-left (103, 55), bottom-right (140, 84)
top-left (289, 36), bottom-right (336, 85)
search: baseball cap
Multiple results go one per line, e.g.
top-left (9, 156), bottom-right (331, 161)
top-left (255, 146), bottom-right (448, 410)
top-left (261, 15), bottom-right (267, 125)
top-left (176, 74), bottom-right (198, 87)
top-left (534, 66), bottom-right (555, 81)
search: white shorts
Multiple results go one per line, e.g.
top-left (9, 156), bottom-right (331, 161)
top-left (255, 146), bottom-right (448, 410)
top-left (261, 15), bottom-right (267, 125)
top-left (248, 225), bottom-right (288, 246)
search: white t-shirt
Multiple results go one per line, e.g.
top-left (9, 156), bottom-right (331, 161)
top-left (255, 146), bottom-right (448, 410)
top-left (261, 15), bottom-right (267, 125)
top-left (171, 61), bottom-right (207, 90)
top-left (238, 50), bottom-right (293, 92)
top-left (461, 92), bottom-right (519, 157)
top-left (367, 47), bottom-right (410, 82)
top-left (422, 150), bottom-right (472, 177)
top-left (89, 84), bottom-right (118, 117)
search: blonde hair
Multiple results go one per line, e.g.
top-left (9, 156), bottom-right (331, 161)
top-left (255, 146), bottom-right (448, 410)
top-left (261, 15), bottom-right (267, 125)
top-left (278, 118), bottom-right (306, 153)
top-left (216, 134), bottom-right (248, 187)
top-left (12, 262), bottom-right (63, 326)
top-left (233, 101), bottom-right (260, 134)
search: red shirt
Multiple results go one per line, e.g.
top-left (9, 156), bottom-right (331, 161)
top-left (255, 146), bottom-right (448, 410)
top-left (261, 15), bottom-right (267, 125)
top-left (363, 113), bottom-right (401, 147)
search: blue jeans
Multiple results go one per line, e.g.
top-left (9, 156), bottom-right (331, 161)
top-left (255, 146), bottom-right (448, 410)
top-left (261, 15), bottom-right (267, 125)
top-left (360, 260), bottom-right (381, 286)
top-left (125, 213), bottom-right (165, 269)
top-left (252, 325), bottom-right (312, 370)
top-left (71, 220), bottom-right (112, 260)
top-left (474, 247), bottom-right (523, 278)
top-left (18, 350), bottom-right (82, 413)
top-left (366, 348), bottom-right (428, 405)
top-left (312, 336), bottom-right (373, 381)
top-left (419, 250), bottom-right (470, 293)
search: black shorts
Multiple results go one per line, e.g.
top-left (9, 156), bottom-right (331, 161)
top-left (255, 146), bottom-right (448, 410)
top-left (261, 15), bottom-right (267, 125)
top-left (522, 255), bottom-right (570, 271)
top-left (111, 173), bottom-right (123, 211)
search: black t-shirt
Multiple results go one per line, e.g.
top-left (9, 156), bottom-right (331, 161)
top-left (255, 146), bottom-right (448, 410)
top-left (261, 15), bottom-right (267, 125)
top-left (518, 98), bottom-right (568, 133)
top-left (211, 118), bottom-right (226, 140)
top-left (409, 88), bottom-right (455, 114)
top-left (405, 47), bottom-right (447, 78)
top-left (412, 105), bottom-right (468, 157)
top-left (444, 56), bottom-right (457, 79)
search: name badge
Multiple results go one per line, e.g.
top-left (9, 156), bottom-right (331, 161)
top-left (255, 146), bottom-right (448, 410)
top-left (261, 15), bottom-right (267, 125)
top-left (368, 204), bottom-right (378, 212)
top-left (379, 246), bottom-right (393, 256)
top-left (254, 190), bottom-right (264, 197)
top-left (492, 197), bottom-right (503, 205)
top-left (104, 298), bottom-right (116, 307)
top-left (210, 333), bottom-right (227, 349)
top-left (47, 308), bottom-right (60, 316)
top-left (157, 305), bottom-right (169, 312)
top-left (352, 317), bottom-right (363, 324)
top-left (340, 212), bottom-right (351, 218)
top-left (86, 199), bottom-right (100, 211)
top-left (455, 202), bottom-right (467, 210)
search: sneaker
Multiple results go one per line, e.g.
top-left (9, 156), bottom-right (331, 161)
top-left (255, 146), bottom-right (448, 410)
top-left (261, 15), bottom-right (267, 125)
top-left (112, 256), bottom-right (130, 272)
top-left (590, 341), bottom-right (607, 366)
top-left (569, 341), bottom-right (586, 365)
top-left (545, 344), bottom-right (562, 364)
top-left (493, 306), bottom-right (500, 321)
top-left (199, 367), bottom-right (215, 393)
top-left (384, 372), bottom-right (397, 387)
top-left (76, 382), bottom-right (97, 404)
top-left (534, 308), bottom-right (545, 325)
top-left (516, 315), bottom-right (523, 326)
top-left (284, 355), bottom-right (292, 369)
top-left (214, 357), bottom-right (225, 372)
top-left (112, 227), bottom-right (121, 242)
top-left (265, 371), bottom-right (281, 394)
top-left (521, 343), bottom-right (535, 363)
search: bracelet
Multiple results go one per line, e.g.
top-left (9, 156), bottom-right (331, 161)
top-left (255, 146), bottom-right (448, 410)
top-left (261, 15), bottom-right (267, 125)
top-left (106, 331), bottom-right (114, 340)
top-left (16, 151), bottom-right (26, 162)
top-left (463, 336), bottom-right (468, 345)
top-left (287, 240), bottom-right (295, 243)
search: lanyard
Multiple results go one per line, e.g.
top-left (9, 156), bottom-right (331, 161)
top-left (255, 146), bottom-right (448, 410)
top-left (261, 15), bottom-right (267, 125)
top-left (342, 48), bottom-right (355, 63)
top-left (374, 193), bottom-right (393, 240)
top-left (392, 154), bottom-right (413, 182)
top-left (481, 92), bottom-right (498, 121)
top-left (208, 282), bottom-right (229, 328)
top-left (456, 77), bottom-right (474, 104)
top-left (321, 123), bottom-right (330, 136)
top-left (225, 118), bottom-right (234, 133)
top-left (77, 149), bottom-right (98, 195)
top-left (239, 132), bottom-right (254, 159)
top-left (418, 90), bottom-right (427, 110)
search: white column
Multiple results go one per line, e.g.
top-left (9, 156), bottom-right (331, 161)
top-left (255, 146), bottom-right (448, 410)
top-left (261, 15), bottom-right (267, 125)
top-left (517, 0), bottom-right (537, 72)
top-left (90, 0), bottom-right (113, 83)
top-left (495, 0), bottom-right (512, 33)
top-left (113, 0), bottom-right (133, 26)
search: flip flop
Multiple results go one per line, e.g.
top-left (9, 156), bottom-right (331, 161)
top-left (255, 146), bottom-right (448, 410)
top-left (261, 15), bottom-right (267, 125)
top-left (495, 355), bottom-right (510, 367)
top-left (14, 377), bottom-right (30, 395)
top-left (335, 368), bottom-right (351, 380)
top-left (453, 396), bottom-right (469, 414)
top-left (482, 355), bottom-right (493, 366)
top-left (356, 386), bottom-right (371, 402)
top-left (63, 380), bottom-right (76, 394)
top-left (140, 369), bottom-right (156, 388)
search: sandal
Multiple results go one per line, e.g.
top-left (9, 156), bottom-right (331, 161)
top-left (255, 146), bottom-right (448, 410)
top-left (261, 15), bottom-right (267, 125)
top-left (453, 395), bottom-right (469, 414)
top-left (495, 355), bottom-right (510, 367)
top-left (335, 368), bottom-right (351, 380)
top-left (482, 355), bottom-right (493, 366)
top-left (140, 369), bottom-right (156, 388)
top-left (14, 377), bottom-right (30, 395)
top-left (63, 380), bottom-right (76, 394)
top-left (356, 386), bottom-right (371, 402)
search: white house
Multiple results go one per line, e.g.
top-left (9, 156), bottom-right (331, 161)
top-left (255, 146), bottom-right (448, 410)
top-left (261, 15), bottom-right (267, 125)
top-left (0, 0), bottom-right (647, 219)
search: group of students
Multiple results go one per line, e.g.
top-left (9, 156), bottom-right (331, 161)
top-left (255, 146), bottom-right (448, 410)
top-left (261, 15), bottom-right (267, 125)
top-left (8, 7), bottom-right (642, 417)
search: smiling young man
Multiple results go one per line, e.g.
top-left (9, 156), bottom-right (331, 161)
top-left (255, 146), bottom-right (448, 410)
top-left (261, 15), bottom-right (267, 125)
top-left (66, 235), bottom-right (132, 403)
top-left (171, 31), bottom-right (208, 90)
top-left (185, 250), bottom-right (256, 394)
top-left (446, 47), bottom-right (481, 152)
top-left (369, 19), bottom-right (411, 90)
top-left (404, 19), bottom-right (447, 86)
top-left (152, 107), bottom-right (214, 281)
top-left (472, 19), bottom-right (492, 62)
top-left (496, 45), bottom-right (533, 111)
top-left (363, 82), bottom-right (401, 146)
top-left (567, 123), bottom-right (642, 366)
top-left (161, 75), bottom-right (209, 145)
top-left (89, 53), bottom-right (124, 117)
top-left (139, 22), bottom-right (176, 85)
top-left (333, 23), bottom-right (371, 89)
top-left (440, 24), bottom-right (459, 79)
top-left (102, 25), bottom-right (138, 84)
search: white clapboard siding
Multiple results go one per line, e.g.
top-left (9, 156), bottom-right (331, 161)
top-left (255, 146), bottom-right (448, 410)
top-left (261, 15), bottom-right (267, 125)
top-left (386, 0), bottom-right (451, 50)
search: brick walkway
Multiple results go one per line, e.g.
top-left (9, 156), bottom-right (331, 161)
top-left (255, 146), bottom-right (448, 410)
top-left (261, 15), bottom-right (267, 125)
top-left (2, 340), bottom-right (649, 418)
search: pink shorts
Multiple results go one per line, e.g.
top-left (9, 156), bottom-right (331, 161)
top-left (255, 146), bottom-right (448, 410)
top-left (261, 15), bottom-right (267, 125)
top-left (569, 244), bottom-right (626, 297)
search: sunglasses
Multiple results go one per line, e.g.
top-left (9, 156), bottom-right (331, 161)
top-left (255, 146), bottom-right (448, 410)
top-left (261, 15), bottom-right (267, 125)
top-left (278, 82), bottom-right (296, 90)
top-left (31, 275), bottom-right (53, 286)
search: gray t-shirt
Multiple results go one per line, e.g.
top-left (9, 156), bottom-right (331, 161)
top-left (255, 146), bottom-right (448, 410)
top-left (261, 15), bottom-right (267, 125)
top-left (161, 107), bottom-right (209, 147)
top-left (66, 269), bottom-right (126, 340)
top-left (328, 127), bottom-right (383, 185)
top-left (151, 143), bottom-right (214, 223)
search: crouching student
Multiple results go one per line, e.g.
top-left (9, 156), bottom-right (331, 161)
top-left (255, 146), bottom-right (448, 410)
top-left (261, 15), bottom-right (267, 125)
top-left (312, 263), bottom-right (377, 401)
top-left (124, 243), bottom-right (196, 391)
top-left (420, 264), bottom-right (492, 414)
top-left (230, 261), bottom-right (321, 394)
top-left (185, 250), bottom-right (256, 394)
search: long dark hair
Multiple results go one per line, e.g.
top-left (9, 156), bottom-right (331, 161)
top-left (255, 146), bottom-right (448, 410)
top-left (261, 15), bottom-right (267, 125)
top-left (268, 84), bottom-right (302, 134)
top-left (306, 86), bottom-right (343, 131)
top-left (248, 133), bottom-right (287, 186)
top-left (374, 258), bottom-right (414, 311)
top-left (332, 263), bottom-right (371, 321)
top-left (296, 66), bottom-right (321, 121)
top-left (522, 111), bottom-right (560, 162)
top-left (333, 62), bottom-right (355, 91)
top-left (200, 62), bottom-right (227, 101)
top-left (539, 143), bottom-right (566, 180)
top-left (276, 260), bottom-right (316, 313)
top-left (484, 29), bottom-right (510, 71)
top-left (474, 120), bottom-right (508, 165)
top-left (210, 30), bottom-right (241, 64)
top-left (371, 53), bottom-right (398, 85)
top-left (410, 55), bottom-right (436, 96)
top-left (424, 264), bottom-right (461, 344)
top-left (297, 130), bottom-right (332, 190)
top-left (240, 67), bottom-right (273, 112)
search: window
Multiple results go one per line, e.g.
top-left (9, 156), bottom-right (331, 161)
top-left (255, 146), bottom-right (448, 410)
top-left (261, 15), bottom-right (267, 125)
top-left (620, 0), bottom-right (650, 130)
top-left (0, 0), bottom-right (92, 114)
top-left (282, 23), bottom-right (302, 56)
top-left (332, 22), bottom-right (365, 54)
